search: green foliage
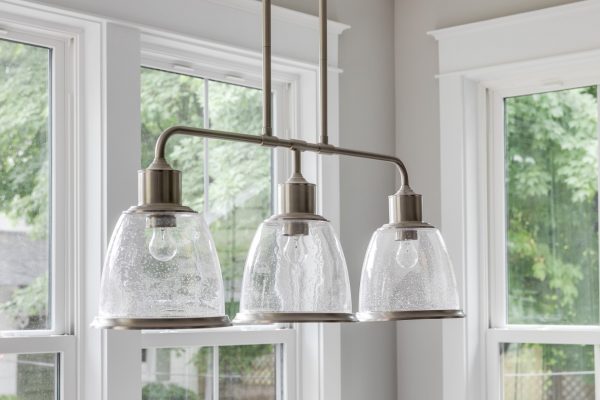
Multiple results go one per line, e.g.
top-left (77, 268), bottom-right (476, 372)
top-left (142, 382), bottom-right (198, 400)
top-left (0, 40), bottom-right (50, 239)
top-left (506, 87), bottom-right (599, 376)
top-left (0, 274), bottom-right (48, 329)
top-left (191, 344), bottom-right (273, 379)
top-left (141, 70), bottom-right (271, 318)
top-left (0, 396), bottom-right (18, 400)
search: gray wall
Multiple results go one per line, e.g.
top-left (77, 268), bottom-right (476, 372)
top-left (277, 2), bottom-right (398, 399)
top-left (394, 1), bottom-right (578, 399)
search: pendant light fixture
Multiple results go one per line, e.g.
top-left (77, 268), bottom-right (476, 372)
top-left (94, 0), bottom-right (463, 330)
top-left (233, 150), bottom-right (355, 324)
top-left (93, 159), bottom-right (231, 329)
top-left (355, 187), bottom-right (464, 321)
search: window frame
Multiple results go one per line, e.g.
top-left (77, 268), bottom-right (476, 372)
top-left (486, 82), bottom-right (600, 400)
top-left (0, 9), bottom-right (96, 400)
top-left (136, 37), bottom-right (298, 400)
top-left (430, 3), bottom-right (600, 400)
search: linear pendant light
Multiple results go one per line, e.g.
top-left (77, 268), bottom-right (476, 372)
top-left (93, 0), bottom-right (463, 330)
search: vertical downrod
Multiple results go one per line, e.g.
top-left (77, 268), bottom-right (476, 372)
top-left (262, 0), bottom-right (273, 136)
top-left (319, 0), bottom-right (328, 145)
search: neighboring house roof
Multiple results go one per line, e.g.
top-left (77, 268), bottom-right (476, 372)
top-left (0, 231), bottom-right (47, 286)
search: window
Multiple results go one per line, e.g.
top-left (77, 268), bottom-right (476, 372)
top-left (487, 86), bottom-right (600, 400)
top-left (139, 66), bottom-right (285, 400)
top-left (0, 24), bottom-right (76, 400)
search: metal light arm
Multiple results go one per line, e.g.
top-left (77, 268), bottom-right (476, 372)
top-left (150, 125), bottom-right (410, 186)
top-left (140, 0), bottom-right (423, 226)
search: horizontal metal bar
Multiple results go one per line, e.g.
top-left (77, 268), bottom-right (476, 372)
top-left (152, 125), bottom-right (410, 186)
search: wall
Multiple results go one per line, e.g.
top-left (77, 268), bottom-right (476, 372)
top-left (269, 2), bottom-right (400, 399)
top-left (278, 2), bottom-right (399, 399)
top-left (394, 1), bottom-right (578, 399)
top-left (331, 2), bottom-right (398, 400)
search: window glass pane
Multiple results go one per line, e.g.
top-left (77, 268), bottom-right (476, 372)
top-left (505, 86), bottom-right (600, 325)
top-left (141, 345), bottom-right (278, 400)
top-left (141, 67), bottom-right (206, 212)
top-left (0, 39), bottom-right (51, 330)
top-left (219, 344), bottom-right (276, 400)
top-left (501, 343), bottom-right (596, 400)
top-left (142, 347), bottom-right (215, 400)
top-left (0, 353), bottom-right (58, 399)
top-left (206, 80), bottom-right (271, 319)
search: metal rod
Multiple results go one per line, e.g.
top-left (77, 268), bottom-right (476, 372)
top-left (152, 126), bottom-right (410, 186)
top-left (319, 0), bottom-right (328, 145)
top-left (262, 0), bottom-right (273, 136)
top-left (292, 149), bottom-right (301, 175)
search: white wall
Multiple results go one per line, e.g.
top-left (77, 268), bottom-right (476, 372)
top-left (394, 1), bottom-right (578, 399)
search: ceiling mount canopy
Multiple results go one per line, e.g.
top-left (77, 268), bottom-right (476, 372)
top-left (94, 0), bottom-right (463, 330)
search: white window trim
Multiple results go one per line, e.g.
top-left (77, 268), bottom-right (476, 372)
top-left (430, 2), bottom-right (600, 399)
top-left (0, 3), bottom-right (104, 400)
top-left (0, 1), bottom-right (349, 400)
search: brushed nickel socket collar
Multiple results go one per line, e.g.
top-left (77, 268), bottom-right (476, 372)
top-left (278, 179), bottom-right (316, 215)
top-left (136, 159), bottom-right (191, 213)
top-left (389, 185), bottom-right (423, 224)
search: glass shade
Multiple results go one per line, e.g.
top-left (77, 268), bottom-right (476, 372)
top-left (234, 218), bottom-right (354, 323)
top-left (357, 225), bottom-right (463, 321)
top-left (95, 211), bottom-right (230, 329)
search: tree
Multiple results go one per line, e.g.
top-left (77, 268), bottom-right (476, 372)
top-left (0, 40), bottom-right (50, 239)
top-left (505, 86), bottom-right (598, 381)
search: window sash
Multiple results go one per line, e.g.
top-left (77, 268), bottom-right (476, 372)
top-left (136, 33), bottom-right (298, 400)
top-left (486, 82), bottom-right (600, 400)
top-left (0, 29), bottom-right (72, 337)
top-left (0, 20), bottom-right (78, 400)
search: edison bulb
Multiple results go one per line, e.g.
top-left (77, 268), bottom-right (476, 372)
top-left (148, 227), bottom-right (178, 262)
top-left (395, 240), bottom-right (419, 269)
top-left (280, 235), bottom-right (309, 264)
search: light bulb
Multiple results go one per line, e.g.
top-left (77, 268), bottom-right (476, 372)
top-left (148, 227), bottom-right (178, 262)
top-left (395, 240), bottom-right (419, 269)
top-left (280, 235), bottom-right (309, 264)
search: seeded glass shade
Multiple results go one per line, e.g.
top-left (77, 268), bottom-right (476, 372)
top-left (94, 211), bottom-right (230, 329)
top-left (356, 225), bottom-right (463, 321)
top-left (234, 218), bottom-right (355, 323)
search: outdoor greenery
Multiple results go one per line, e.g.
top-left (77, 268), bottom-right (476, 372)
top-left (142, 382), bottom-right (198, 400)
top-left (505, 86), bottom-right (599, 380)
top-left (141, 68), bottom-right (274, 393)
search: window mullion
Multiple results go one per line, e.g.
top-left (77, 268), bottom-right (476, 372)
top-left (595, 345), bottom-right (600, 400)
top-left (212, 346), bottom-right (219, 400)
top-left (204, 79), bottom-right (210, 217)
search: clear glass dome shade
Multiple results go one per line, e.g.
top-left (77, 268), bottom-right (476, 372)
top-left (94, 211), bottom-right (231, 329)
top-left (234, 218), bottom-right (355, 323)
top-left (357, 225), bottom-right (463, 321)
